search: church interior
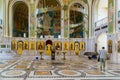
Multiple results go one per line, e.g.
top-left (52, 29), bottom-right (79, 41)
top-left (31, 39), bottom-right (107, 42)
top-left (0, 0), bottom-right (120, 80)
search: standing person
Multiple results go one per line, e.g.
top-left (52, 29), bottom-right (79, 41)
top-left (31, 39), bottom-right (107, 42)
top-left (99, 47), bottom-right (107, 71)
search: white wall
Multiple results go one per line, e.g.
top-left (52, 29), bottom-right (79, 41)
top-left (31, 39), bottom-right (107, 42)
top-left (98, 0), bottom-right (108, 20)
top-left (117, 0), bottom-right (120, 32)
top-left (0, 0), bottom-right (3, 20)
top-left (117, 0), bottom-right (120, 11)
top-left (97, 33), bottom-right (107, 51)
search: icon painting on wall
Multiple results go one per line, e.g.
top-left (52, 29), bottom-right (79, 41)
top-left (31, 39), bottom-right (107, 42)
top-left (30, 41), bottom-right (36, 50)
top-left (24, 40), bottom-right (28, 50)
top-left (108, 40), bottom-right (112, 53)
top-left (64, 42), bottom-right (68, 50)
top-left (118, 41), bottom-right (120, 53)
top-left (37, 41), bottom-right (44, 50)
top-left (11, 40), bottom-right (17, 50)
top-left (75, 42), bottom-right (79, 55)
top-left (70, 42), bottom-right (74, 50)
top-left (54, 41), bottom-right (61, 50)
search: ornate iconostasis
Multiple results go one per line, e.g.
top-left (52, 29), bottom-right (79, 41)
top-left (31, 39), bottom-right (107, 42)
top-left (10, 0), bottom-right (88, 56)
top-left (11, 39), bottom-right (86, 55)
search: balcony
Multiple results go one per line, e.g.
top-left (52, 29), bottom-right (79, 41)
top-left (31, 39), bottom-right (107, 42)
top-left (95, 17), bottom-right (108, 32)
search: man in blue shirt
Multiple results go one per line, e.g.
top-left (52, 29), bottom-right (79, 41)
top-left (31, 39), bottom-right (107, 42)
top-left (99, 47), bottom-right (107, 71)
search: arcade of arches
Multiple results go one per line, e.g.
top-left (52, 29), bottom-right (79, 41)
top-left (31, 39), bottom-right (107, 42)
top-left (0, 0), bottom-right (120, 80)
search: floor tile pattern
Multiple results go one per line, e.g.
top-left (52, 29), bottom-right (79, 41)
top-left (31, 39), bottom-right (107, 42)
top-left (0, 53), bottom-right (120, 80)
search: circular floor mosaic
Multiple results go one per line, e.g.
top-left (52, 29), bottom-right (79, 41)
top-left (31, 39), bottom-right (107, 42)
top-left (1, 70), bottom-right (26, 77)
top-left (55, 69), bottom-right (86, 77)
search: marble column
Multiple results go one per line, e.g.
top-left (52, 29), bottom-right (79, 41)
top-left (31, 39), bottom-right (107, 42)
top-left (107, 0), bottom-right (117, 63)
top-left (61, 9), bottom-right (64, 39)
top-left (87, 0), bottom-right (95, 52)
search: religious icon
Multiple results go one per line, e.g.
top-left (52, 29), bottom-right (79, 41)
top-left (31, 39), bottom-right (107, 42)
top-left (80, 42), bottom-right (84, 51)
top-left (108, 40), bottom-right (112, 53)
top-left (30, 41), bottom-right (36, 50)
top-left (70, 42), bottom-right (74, 50)
top-left (12, 40), bottom-right (17, 50)
top-left (75, 42), bottom-right (79, 55)
top-left (38, 42), bottom-right (43, 50)
top-left (31, 43), bottom-right (34, 50)
top-left (46, 44), bottom-right (52, 55)
top-left (24, 41), bottom-right (28, 50)
top-left (118, 41), bottom-right (120, 53)
top-left (55, 42), bottom-right (60, 50)
top-left (64, 42), bottom-right (68, 50)
top-left (17, 41), bottom-right (23, 55)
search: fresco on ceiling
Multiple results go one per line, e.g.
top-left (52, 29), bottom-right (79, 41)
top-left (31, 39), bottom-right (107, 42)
top-left (13, 2), bottom-right (28, 37)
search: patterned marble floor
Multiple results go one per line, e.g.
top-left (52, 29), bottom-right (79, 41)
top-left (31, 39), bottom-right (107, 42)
top-left (0, 53), bottom-right (120, 80)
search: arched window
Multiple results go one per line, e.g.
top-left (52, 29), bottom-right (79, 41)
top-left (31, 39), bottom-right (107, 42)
top-left (13, 1), bottom-right (28, 37)
top-left (69, 3), bottom-right (87, 38)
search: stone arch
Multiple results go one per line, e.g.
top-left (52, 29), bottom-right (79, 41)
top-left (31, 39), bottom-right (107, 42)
top-left (68, 0), bottom-right (88, 38)
top-left (8, 0), bottom-right (30, 37)
top-left (68, 0), bottom-right (88, 11)
top-left (96, 32), bottom-right (107, 52)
